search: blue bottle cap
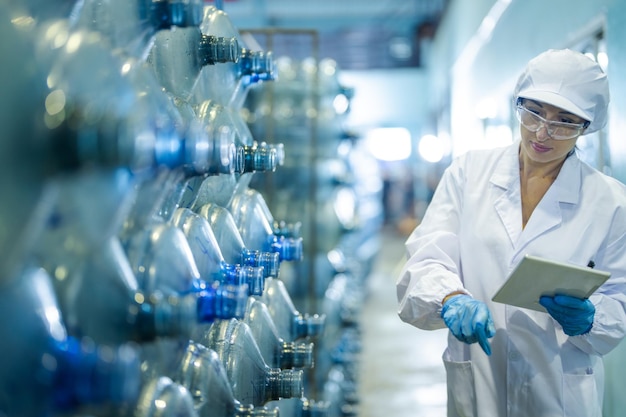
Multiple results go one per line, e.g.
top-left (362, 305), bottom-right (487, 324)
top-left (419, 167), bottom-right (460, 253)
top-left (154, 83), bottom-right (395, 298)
top-left (52, 337), bottom-right (141, 410)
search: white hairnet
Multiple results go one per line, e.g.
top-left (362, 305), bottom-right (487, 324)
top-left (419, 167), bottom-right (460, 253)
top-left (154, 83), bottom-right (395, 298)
top-left (514, 49), bottom-right (610, 134)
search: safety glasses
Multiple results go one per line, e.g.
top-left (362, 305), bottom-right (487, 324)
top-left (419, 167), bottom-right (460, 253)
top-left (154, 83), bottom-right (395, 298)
top-left (516, 105), bottom-right (589, 140)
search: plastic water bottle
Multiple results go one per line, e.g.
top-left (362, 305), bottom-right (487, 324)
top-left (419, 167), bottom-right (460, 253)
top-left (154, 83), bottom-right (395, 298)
top-left (135, 376), bottom-right (199, 417)
top-left (227, 186), bottom-right (303, 261)
top-left (243, 297), bottom-right (314, 369)
top-left (0, 264), bottom-right (141, 417)
top-left (260, 278), bottom-right (325, 342)
top-left (174, 342), bottom-right (279, 417)
top-left (70, 0), bottom-right (205, 59)
top-left (149, 26), bottom-right (240, 102)
top-left (124, 223), bottom-right (201, 295)
top-left (198, 318), bottom-right (304, 406)
top-left (195, 203), bottom-right (280, 280)
top-left (51, 236), bottom-right (242, 345)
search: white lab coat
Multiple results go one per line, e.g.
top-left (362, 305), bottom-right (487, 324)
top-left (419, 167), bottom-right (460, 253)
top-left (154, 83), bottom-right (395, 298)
top-left (397, 141), bottom-right (626, 417)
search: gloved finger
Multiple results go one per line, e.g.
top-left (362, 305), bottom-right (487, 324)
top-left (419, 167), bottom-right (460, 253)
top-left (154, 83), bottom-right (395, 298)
top-left (553, 294), bottom-right (589, 310)
top-left (474, 322), bottom-right (492, 356)
top-left (539, 296), bottom-right (569, 314)
top-left (486, 318), bottom-right (496, 338)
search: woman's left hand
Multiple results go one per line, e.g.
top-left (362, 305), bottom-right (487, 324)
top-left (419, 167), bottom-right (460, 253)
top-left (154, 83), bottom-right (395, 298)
top-left (539, 294), bottom-right (595, 336)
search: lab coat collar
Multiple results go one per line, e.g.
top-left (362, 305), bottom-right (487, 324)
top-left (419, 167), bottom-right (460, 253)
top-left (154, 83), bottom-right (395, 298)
top-left (489, 140), bottom-right (581, 204)
top-left (489, 140), bottom-right (582, 250)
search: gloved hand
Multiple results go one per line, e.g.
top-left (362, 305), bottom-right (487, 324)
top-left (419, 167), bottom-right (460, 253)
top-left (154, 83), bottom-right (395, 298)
top-left (441, 294), bottom-right (496, 355)
top-left (539, 294), bottom-right (595, 336)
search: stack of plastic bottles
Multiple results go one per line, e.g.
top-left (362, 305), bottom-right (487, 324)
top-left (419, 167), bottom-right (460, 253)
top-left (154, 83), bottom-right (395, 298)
top-left (0, 1), bottom-right (347, 417)
top-left (244, 54), bottom-right (384, 417)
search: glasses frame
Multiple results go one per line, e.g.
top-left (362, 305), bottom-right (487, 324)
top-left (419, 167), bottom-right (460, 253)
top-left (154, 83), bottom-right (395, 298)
top-left (515, 103), bottom-right (590, 140)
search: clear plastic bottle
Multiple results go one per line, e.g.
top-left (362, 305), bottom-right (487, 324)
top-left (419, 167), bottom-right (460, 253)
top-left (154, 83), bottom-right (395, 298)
top-left (149, 26), bottom-right (240, 102)
top-left (70, 0), bottom-right (205, 59)
top-left (174, 342), bottom-right (279, 417)
top-left (260, 278), bottom-right (326, 342)
top-left (135, 376), bottom-right (199, 417)
top-left (124, 222), bottom-right (201, 295)
top-left (169, 207), bottom-right (265, 295)
top-left (51, 236), bottom-right (242, 345)
top-left (195, 203), bottom-right (280, 279)
top-left (192, 5), bottom-right (276, 109)
top-left (0, 264), bottom-right (141, 417)
top-left (198, 318), bottom-right (304, 406)
top-left (243, 297), bottom-right (314, 369)
top-left (227, 186), bottom-right (303, 261)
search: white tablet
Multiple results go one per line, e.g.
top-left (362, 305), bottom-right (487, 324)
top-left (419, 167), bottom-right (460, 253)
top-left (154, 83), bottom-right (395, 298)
top-left (491, 254), bottom-right (611, 312)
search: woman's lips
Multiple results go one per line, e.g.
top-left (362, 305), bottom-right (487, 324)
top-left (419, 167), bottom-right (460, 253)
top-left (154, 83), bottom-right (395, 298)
top-left (531, 141), bottom-right (551, 153)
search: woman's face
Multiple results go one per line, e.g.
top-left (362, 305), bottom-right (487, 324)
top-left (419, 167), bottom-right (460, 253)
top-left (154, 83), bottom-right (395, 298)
top-left (518, 99), bottom-right (587, 165)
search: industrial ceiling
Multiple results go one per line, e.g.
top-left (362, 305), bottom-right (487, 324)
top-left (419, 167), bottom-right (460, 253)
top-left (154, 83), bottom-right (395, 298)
top-left (217, 0), bottom-right (449, 70)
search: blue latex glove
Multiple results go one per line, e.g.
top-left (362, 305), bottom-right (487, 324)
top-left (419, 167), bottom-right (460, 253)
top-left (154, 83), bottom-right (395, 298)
top-left (539, 294), bottom-right (595, 336)
top-left (441, 294), bottom-right (496, 355)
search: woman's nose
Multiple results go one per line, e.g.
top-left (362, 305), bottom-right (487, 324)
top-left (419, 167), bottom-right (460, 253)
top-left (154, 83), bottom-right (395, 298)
top-left (535, 122), bottom-right (550, 142)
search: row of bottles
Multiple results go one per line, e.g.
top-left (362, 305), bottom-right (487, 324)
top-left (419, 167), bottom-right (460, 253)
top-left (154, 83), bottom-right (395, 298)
top-left (244, 52), bottom-right (384, 416)
top-left (0, 2), bottom-right (355, 417)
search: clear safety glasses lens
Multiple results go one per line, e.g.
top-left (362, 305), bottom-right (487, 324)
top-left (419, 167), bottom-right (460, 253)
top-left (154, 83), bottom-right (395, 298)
top-left (516, 105), bottom-right (586, 140)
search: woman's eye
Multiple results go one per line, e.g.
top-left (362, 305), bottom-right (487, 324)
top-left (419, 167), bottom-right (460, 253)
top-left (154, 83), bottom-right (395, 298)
top-left (559, 117), bottom-right (576, 124)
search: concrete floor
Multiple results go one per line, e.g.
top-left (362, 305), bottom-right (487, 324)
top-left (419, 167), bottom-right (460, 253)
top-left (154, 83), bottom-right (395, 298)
top-left (357, 226), bottom-right (448, 417)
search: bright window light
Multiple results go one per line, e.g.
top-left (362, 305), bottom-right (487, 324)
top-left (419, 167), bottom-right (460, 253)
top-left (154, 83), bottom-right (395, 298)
top-left (418, 134), bottom-right (446, 163)
top-left (365, 127), bottom-right (411, 161)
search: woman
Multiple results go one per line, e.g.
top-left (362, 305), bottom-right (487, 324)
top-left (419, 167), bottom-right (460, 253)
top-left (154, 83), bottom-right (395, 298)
top-left (396, 49), bottom-right (626, 417)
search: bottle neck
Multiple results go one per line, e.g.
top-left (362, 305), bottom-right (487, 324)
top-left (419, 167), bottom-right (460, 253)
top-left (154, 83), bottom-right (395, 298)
top-left (199, 35), bottom-right (241, 66)
top-left (294, 313), bottom-right (326, 340)
top-left (265, 368), bottom-right (303, 401)
top-left (280, 341), bottom-right (314, 369)
top-left (195, 281), bottom-right (249, 321)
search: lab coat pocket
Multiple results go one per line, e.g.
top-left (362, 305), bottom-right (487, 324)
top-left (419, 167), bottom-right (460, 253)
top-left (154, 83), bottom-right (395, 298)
top-left (443, 358), bottom-right (477, 417)
top-left (563, 373), bottom-right (600, 417)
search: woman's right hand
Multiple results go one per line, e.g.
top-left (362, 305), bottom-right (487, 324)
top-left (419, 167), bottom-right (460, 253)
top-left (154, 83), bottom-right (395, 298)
top-left (441, 294), bottom-right (496, 355)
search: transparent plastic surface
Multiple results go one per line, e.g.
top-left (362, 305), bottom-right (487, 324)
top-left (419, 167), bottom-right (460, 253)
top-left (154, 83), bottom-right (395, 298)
top-left (195, 203), bottom-right (276, 283)
top-left (50, 236), bottom-right (197, 344)
top-left (199, 319), bottom-right (304, 406)
top-left (0, 265), bottom-right (141, 417)
top-left (124, 223), bottom-right (201, 295)
top-left (149, 27), bottom-right (240, 102)
top-left (228, 187), bottom-right (303, 261)
top-left (260, 278), bottom-right (325, 342)
top-left (170, 207), bottom-right (227, 282)
top-left (70, 0), bottom-right (204, 59)
top-left (174, 342), bottom-right (279, 417)
top-left (135, 376), bottom-right (198, 417)
top-left (244, 297), bottom-right (314, 369)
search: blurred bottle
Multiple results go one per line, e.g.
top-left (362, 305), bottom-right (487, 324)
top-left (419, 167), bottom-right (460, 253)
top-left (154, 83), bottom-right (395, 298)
top-left (195, 203), bottom-right (280, 280)
top-left (267, 397), bottom-right (330, 417)
top-left (192, 5), bottom-right (276, 108)
top-left (227, 186), bottom-right (303, 262)
top-left (50, 236), bottom-right (241, 345)
top-left (0, 264), bottom-right (141, 417)
top-left (124, 222), bottom-right (201, 295)
top-left (135, 376), bottom-right (199, 417)
top-left (169, 207), bottom-right (265, 295)
top-left (198, 318), bottom-right (304, 406)
top-left (260, 278), bottom-right (325, 342)
top-left (174, 342), bottom-right (279, 417)
top-left (243, 297), bottom-right (314, 369)
top-left (70, 0), bottom-right (205, 60)
top-left (149, 25), bottom-right (240, 102)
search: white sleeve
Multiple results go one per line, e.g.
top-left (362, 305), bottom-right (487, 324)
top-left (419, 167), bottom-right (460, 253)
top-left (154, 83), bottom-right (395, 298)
top-left (396, 158), bottom-right (469, 330)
